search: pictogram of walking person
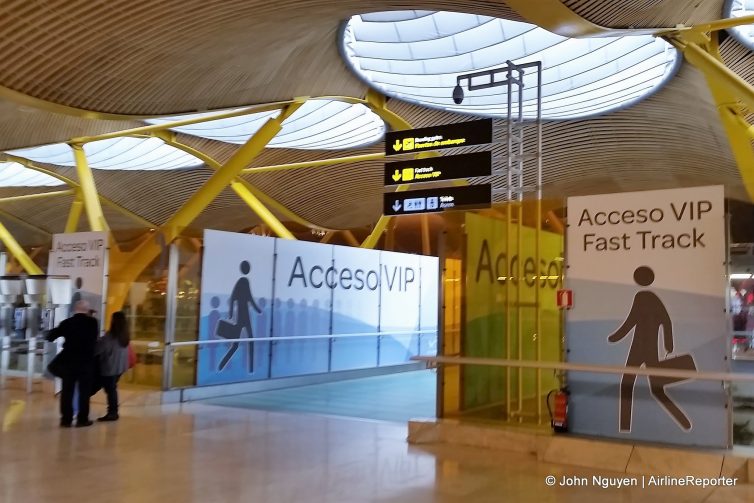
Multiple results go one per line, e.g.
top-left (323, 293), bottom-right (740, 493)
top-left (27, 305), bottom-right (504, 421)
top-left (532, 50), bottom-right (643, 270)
top-left (217, 261), bottom-right (262, 372)
top-left (608, 266), bottom-right (697, 432)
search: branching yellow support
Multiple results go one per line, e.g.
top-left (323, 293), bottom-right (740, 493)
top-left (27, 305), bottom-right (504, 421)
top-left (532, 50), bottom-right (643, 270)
top-left (666, 37), bottom-right (754, 115)
top-left (109, 100), bottom-right (305, 314)
top-left (241, 152), bottom-right (384, 174)
top-left (69, 101), bottom-right (295, 143)
top-left (665, 32), bottom-right (754, 201)
top-left (342, 230), bottom-right (360, 247)
top-left (229, 181), bottom-right (295, 240)
top-left (70, 144), bottom-right (109, 232)
top-left (151, 130), bottom-right (320, 234)
top-left (65, 190), bottom-right (84, 233)
top-left (0, 219), bottom-right (42, 274)
top-left (2, 155), bottom-right (155, 230)
top-left (0, 190), bottom-right (73, 204)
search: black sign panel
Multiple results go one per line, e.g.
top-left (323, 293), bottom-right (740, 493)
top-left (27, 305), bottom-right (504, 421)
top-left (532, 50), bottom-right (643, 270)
top-left (384, 151), bottom-right (492, 186)
top-left (383, 184), bottom-right (491, 216)
top-left (385, 118), bottom-right (493, 156)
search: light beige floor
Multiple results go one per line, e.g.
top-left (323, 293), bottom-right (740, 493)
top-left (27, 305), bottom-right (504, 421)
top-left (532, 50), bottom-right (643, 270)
top-left (1, 386), bottom-right (753, 503)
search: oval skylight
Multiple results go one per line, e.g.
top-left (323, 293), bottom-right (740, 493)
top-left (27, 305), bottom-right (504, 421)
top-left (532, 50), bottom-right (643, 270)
top-left (726, 1), bottom-right (754, 50)
top-left (146, 100), bottom-right (385, 150)
top-left (8, 137), bottom-right (203, 170)
top-left (0, 162), bottom-right (64, 187)
top-left (341, 11), bottom-right (681, 119)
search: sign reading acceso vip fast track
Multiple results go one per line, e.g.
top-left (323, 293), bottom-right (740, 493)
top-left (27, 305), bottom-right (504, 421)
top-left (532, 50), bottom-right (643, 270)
top-left (383, 184), bottom-right (491, 216)
top-left (385, 119), bottom-right (493, 156)
top-left (566, 185), bottom-right (728, 448)
top-left (384, 152), bottom-right (492, 186)
top-left (48, 231), bottom-right (109, 329)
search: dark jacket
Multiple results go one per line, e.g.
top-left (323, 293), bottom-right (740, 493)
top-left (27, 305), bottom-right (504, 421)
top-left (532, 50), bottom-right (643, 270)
top-left (47, 313), bottom-right (99, 368)
top-left (95, 332), bottom-right (129, 376)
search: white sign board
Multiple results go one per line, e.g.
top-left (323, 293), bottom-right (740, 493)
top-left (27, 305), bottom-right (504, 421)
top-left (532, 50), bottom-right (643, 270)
top-left (566, 186), bottom-right (729, 447)
top-left (48, 231), bottom-right (108, 328)
top-left (197, 230), bottom-right (439, 386)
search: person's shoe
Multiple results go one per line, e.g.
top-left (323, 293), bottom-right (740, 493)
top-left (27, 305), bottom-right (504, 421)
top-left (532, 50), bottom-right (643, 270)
top-left (75, 419), bottom-right (94, 428)
top-left (97, 414), bottom-right (119, 422)
top-left (60, 420), bottom-right (72, 428)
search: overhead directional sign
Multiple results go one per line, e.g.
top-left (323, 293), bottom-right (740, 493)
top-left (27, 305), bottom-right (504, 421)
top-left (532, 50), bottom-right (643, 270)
top-left (383, 184), bottom-right (491, 216)
top-left (385, 118), bottom-right (493, 156)
top-left (384, 151), bottom-right (492, 186)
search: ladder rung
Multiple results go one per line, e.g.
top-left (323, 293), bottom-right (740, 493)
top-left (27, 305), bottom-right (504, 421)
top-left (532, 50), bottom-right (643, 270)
top-left (512, 185), bottom-right (537, 193)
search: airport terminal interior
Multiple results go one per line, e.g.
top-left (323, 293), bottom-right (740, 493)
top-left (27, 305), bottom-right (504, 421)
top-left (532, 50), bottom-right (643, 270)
top-left (6, 1), bottom-right (754, 501)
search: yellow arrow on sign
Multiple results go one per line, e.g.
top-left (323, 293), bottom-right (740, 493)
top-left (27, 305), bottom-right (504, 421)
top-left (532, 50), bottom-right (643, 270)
top-left (392, 169), bottom-right (402, 182)
top-left (392, 139), bottom-right (402, 152)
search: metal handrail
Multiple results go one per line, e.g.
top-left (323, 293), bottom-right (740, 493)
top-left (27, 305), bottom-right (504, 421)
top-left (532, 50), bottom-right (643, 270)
top-left (168, 329), bottom-right (438, 347)
top-left (411, 355), bottom-right (754, 382)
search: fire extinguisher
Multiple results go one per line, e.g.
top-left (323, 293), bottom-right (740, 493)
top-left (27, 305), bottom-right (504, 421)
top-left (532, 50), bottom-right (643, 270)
top-left (547, 387), bottom-right (569, 433)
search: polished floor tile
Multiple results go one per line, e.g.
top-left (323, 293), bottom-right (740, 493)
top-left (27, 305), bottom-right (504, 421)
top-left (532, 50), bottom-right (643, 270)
top-left (205, 370), bottom-right (437, 422)
top-left (0, 385), bottom-right (749, 502)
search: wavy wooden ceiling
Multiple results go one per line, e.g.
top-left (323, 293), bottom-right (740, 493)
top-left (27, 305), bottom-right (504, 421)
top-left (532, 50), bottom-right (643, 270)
top-left (562, 0), bottom-right (724, 27)
top-left (0, 0), bottom-right (750, 248)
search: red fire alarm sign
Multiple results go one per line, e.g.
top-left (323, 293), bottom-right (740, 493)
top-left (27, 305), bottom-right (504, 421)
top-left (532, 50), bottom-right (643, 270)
top-left (557, 289), bottom-right (573, 309)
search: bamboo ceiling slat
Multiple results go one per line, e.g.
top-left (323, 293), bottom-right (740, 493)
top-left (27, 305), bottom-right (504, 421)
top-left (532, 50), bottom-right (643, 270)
top-left (0, 1), bottom-right (748, 242)
top-left (562, 0), bottom-right (725, 28)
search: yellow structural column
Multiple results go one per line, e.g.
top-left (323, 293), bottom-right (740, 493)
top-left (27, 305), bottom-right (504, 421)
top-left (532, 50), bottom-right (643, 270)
top-left (0, 219), bottom-right (42, 274)
top-left (241, 152), bottom-right (385, 174)
top-left (0, 190), bottom-right (73, 203)
top-left (732, 112), bottom-right (754, 141)
top-left (109, 101), bottom-right (304, 313)
top-left (3, 154), bottom-right (156, 229)
top-left (70, 144), bottom-right (109, 232)
top-left (666, 32), bottom-right (754, 201)
top-left (65, 190), bottom-right (84, 233)
top-left (160, 100), bottom-right (301, 236)
top-left (151, 130), bottom-right (304, 237)
top-left (668, 37), bottom-right (754, 114)
top-left (229, 180), bottom-right (295, 240)
top-left (342, 230), bottom-right (361, 247)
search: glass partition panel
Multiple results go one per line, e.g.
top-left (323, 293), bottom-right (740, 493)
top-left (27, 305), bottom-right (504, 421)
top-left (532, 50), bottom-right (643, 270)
top-left (112, 249), bottom-right (168, 388)
top-left (438, 199), bottom-right (565, 425)
top-left (173, 238), bottom-right (201, 387)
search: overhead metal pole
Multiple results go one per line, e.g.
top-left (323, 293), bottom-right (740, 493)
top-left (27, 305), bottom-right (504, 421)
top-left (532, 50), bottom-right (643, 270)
top-left (65, 190), bottom-right (84, 233)
top-left (70, 144), bottom-right (109, 232)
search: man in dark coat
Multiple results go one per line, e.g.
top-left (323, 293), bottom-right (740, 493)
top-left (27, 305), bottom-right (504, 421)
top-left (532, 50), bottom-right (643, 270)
top-left (47, 300), bottom-right (99, 427)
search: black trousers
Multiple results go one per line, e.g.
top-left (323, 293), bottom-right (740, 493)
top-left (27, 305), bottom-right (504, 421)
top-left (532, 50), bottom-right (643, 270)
top-left (60, 369), bottom-right (93, 423)
top-left (100, 375), bottom-right (120, 415)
